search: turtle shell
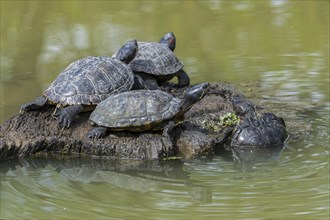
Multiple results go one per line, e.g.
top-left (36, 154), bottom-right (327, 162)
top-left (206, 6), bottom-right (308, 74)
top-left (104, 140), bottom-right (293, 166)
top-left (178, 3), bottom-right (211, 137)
top-left (89, 90), bottom-right (181, 131)
top-left (128, 42), bottom-right (184, 76)
top-left (230, 113), bottom-right (288, 147)
top-left (43, 56), bottom-right (134, 106)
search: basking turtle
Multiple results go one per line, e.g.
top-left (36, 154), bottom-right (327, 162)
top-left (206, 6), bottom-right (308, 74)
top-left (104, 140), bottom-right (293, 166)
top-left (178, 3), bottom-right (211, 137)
top-left (87, 83), bottom-right (209, 139)
top-left (20, 40), bottom-right (141, 128)
top-left (114, 32), bottom-right (190, 89)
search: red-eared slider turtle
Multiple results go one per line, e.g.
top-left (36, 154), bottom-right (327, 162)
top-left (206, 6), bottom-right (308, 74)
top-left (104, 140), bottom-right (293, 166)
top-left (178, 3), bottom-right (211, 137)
top-left (228, 112), bottom-right (288, 163)
top-left (87, 83), bottom-right (209, 139)
top-left (224, 96), bottom-right (289, 163)
top-left (229, 96), bottom-right (288, 148)
top-left (20, 40), bottom-right (141, 128)
top-left (114, 32), bottom-right (190, 89)
top-left (230, 112), bottom-right (288, 148)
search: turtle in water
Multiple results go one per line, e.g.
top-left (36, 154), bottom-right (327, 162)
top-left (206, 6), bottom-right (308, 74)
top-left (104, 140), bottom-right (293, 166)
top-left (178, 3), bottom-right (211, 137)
top-left (229, 96), bottom-right (288, 148)
top-left (114, 32), bottom-right (190, 89)
top-left (228, 111), bottom-right (289, 164)
top-left (230, 112), bottom-right (288, 148)
top-left (20, 40), bottom-right (142, 128)
top-left (86, 83), bottom-right (209, 140)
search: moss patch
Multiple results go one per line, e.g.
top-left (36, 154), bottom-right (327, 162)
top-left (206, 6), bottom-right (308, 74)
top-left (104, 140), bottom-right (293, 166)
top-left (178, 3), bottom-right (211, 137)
top-left (203, 113), bottom-right (240, 132)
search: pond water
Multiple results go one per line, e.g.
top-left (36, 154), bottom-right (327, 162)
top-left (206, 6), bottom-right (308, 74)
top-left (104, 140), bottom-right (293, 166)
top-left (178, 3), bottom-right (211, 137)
top-left (1, 1), bottom-right (329, 219)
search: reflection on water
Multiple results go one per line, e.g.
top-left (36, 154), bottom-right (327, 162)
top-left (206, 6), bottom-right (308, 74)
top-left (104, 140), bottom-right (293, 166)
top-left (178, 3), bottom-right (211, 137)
top-left (1, 1), bottom-right (329, 219)
top-left (1, 147), bottom-right (329, 219)
top-left (1, 157), bottom-right (213, 218)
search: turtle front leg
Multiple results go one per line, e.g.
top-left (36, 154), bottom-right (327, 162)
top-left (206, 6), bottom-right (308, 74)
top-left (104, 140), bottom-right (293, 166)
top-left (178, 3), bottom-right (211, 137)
top-left (161, 121), bottom-right (176, 149)
top-left (20, 96), bottom-right (47, 112)
top-left (87, 127), bottom-right (107, 139)
top-left (163, 121), bottom-right (175, 140)
top-left (176, 69), bottom-right (190, 88)
top-left (54, 104), bottom-right (84, 128)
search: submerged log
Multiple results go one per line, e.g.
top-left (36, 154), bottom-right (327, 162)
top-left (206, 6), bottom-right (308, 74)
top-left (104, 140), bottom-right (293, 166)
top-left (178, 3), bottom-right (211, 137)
top-left (1, 83), bottom-right (240, 161)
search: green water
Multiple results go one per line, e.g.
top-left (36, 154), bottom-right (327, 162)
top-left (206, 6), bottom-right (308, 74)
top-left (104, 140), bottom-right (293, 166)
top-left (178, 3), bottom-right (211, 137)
top-left (1, 1), bottom-right (329, 219)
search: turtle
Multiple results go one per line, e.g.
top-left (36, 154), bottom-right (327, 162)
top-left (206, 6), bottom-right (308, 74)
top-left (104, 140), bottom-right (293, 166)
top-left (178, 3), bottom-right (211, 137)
top-left (227, 112), bottom-right (289, 163)
top-left (86, 82), bottom-right (209, 140)
top-left (113, 32), bottom-right (190, 89)
top-left (20, 40), bottom-right (143, 128)
top-left (228, 96), bottom-right (288, 147)
top-left (229, 112), bottom-right (288, 148)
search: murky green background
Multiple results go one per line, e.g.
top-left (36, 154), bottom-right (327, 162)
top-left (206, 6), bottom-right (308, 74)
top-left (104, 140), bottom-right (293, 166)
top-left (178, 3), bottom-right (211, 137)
top-left (1, 1), bottom-right (329, 219)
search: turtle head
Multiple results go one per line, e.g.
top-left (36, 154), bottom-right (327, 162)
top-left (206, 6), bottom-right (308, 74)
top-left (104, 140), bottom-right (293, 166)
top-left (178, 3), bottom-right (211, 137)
top-left (231, 96), bottom-right (256, 118)
top-left (115, 40), bottom-right (138, 64)
top-left (178, 83), bottom-right (209, 116)
top-left (159, 32), bottom-right (176, 51)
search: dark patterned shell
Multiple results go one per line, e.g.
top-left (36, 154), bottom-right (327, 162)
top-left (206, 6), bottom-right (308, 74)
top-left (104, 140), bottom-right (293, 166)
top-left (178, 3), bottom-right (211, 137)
top-left (89, 90), bottom-right (181, 131)
top-left (230, 113), bottom-right (288, 147)
top-left (128, 42), bottom-right (183, 76)
top-left (43, 56), bottom-right (134, 106)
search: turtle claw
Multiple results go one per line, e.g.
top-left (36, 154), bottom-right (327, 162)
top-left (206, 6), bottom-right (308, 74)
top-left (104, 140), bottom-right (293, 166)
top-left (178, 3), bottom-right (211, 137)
top-left (54, 108), bottom-right (73, 128)
top-left (87, 132), bottom-right (99, 139)
top-left (63, 118), bottom-right (71, 128)
top-left (20, 103), bottom-right (29, 113)
top-left (19, 107), bottom-right (26, 114)
top-left (53, 105), bottom-right (83, 128)
top-left (87, 127), bottom-right (107, 139)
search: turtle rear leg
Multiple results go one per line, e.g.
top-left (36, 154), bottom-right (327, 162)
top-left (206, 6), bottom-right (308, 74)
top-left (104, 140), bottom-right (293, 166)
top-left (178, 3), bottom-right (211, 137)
top-left (20, 96), bottom-right (47, 112)
top-left (176, 69), bottom-right (190, 88)
top-left (87, 127), bottom-right (107, 139)
top-left (133, 73), bottom-right (159, 90)
top-left (54, 104), bottom-right (84, 128)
